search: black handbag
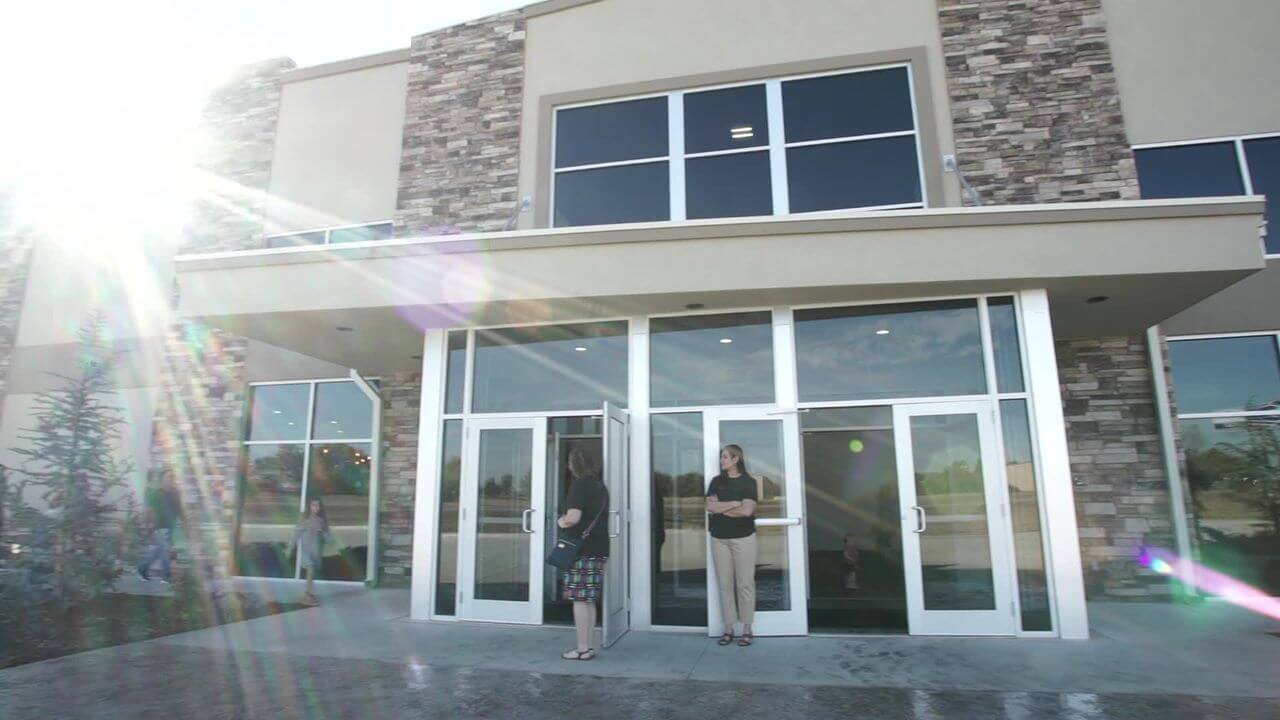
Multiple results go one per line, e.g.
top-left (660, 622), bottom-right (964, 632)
top-left (547, 486), bottom-right (609, 570)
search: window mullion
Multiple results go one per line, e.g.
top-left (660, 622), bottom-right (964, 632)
top-left (669, 92), bottom-right (686, 222)
top-left (1236, 138), bottom-right (1255, 195)
top-left (765, 80), bottom-right (789, 215)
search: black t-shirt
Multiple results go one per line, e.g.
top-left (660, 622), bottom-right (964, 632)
top-left (564, 475), bottom-right (610, 558)
top-left (706, 474), bottom-right (758, 539)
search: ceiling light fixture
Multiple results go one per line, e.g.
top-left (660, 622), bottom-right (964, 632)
top-left (719, 337), bottom-right (733, 344)
top-left (730, 126), bottom-right (754, 139)
top-left (685, 303), bottom-right (705, 310)
top-left (1086, 295), bottom-right (1110, 304)
top-left (335, 326), bottom-right (354, 332)
top-left (876, 329), bottom-right (890, 335)
top-left (574, 346), bottom-right (588, 352)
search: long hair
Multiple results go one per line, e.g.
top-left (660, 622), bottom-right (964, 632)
top-left (304, 496), bottom-right (328, 525)
top-left (717, 443), bottom-right (749, 480)
top-left (567, 448), bottom-right (597, 479)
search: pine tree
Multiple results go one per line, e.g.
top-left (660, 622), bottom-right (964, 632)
top-left (6, 314), bottom-right (133, 606)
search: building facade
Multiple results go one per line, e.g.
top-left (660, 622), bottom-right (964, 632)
top-left (1, 0), bottom-right (1276, 640)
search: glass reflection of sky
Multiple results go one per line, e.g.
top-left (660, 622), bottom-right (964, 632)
top-left (796, 300), bottom-right (987, 402)
top-left (1168, 336), bottom-right (1280, 414)
top-left (472, 321), bottom-right (628, 413)
top-left (650, 312), bottom-right (774, 407)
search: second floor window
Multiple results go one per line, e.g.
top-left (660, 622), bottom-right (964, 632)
top-left (551, 64), bottom-right (925, 228)
top-left (1134, 134), bottom-right (1280, 255)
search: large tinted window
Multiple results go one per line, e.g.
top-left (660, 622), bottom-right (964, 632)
top-left (782, 67), bottom-right (914, 142)
top-left (651, 413), bottom-right (707, 626)
top-left (787, 135), bottom-right (921, 212)
top-left (554, 162), bottom-right (669, 227)
top-left (1168, 336), bottom-right (1280, 414)
top-left (794, 300), bottom-right (987, 402)
top-left (650, 312), bottom-right (774, 407)
top-left (472, 321), bottom-right (628, 412)
top-left (1244, 136), bottom-right (1280, 254)
top-left (1135, 142), bottom-right (1244, 200)
top-left (555, 97), bottom-right (668, 168)
top-left (684, 84), bottom-right (768, 154)
top-left (247, 384), bottom-right (309, 441)
top-left (686, 151), bottom-right (772, 219)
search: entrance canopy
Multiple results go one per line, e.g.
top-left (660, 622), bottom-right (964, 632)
top-left (173, 197), bottom-right (1265, 374)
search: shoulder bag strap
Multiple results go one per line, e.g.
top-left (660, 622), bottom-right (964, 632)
top-left (579, 484), bottom-right (610, 540)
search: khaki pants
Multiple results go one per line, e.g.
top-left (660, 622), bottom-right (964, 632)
top-left (710, 534), bottom-right (757, 628)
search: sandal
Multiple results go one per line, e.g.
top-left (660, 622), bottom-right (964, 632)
top-left (717, 633), bottom-right (734, 646)
top-left (738, 633), bottom-right (754, 647)
top-left (561, 649), bottom-right (596, 661)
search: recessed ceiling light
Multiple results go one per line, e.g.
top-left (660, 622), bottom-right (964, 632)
top-left (730, 126), bottom-right (754, 139)
top-left (719, 337), bottom-right (733, 344)
top-left (330, 420), bottom-right (338, 424)
top-left (574, 346), bottom-right (588, 352)
top-left (273, 410), bottom-right (282, 414)
top-left (876, 329), bottom-right (890, 335)
top-left (685, 303), bottom-right (705, 310)
top-left (336, 326), bottom-right (354, 332)
top-left (1086, 295), bottom-right (1110, 304)
top-left (411, 355), bottom-right (422, 360)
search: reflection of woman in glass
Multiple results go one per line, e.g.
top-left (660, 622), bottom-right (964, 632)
top-left (293, 497), bottom-right (333, 605)
top-left (706, 444), bottom-right (758, 647)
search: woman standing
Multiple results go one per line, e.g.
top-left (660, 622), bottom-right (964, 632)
top-left (706, 444), bottom-right (758, 647)
top-left (293, 497), bottom-right (333, 605)
top-left (557, 449), bottom-right (609, 661)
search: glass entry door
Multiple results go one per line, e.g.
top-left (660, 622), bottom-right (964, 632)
top-left (703, 408), bottom-right (808, 636)
top-left (893, 401), bottom-right (1016, 636)
top-left (457, 417), bottom-right (548, 624)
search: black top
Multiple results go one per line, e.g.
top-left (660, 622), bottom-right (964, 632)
top-left (564, 474), bottom-right (610, 558)
top-left (706, 474), bottom-right (758, 539)
top-left (146, 486), bottom-right (182, 531)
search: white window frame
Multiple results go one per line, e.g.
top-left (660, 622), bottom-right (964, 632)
top-left (422, 293), bottom-right (1069, 636)
top-left (263, 220), bottom-right (395, 249)
top-left (1132, 132), bottom-right (1280, 258)
top-left (240, 377), bottom-right (379, 582)
top-left (550, 62), bottom-right (928, 228)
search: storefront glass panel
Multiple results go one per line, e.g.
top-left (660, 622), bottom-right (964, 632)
top-left (651, 413), bottom-right (708, 626)
top-left (650, 312), bottom-right (774, 407)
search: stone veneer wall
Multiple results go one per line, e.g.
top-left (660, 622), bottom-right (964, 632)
top-left (378, 372), bottom-right (422, 585)
top-left (394, 11), bottom-right (526, 236)
top-left (937, 2), bottom-right (1178, 598)
top-left (1055, 337), bottom-right (1181, 598)
top-left (151, 59), bottom-right (293, 584)
top-left (937, 0), bottom-right (1139, 204)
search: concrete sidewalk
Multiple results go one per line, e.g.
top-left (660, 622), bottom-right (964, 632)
top-left (142, 580), bottom-right (1280, 696)
top-left (2, 580), bottom-right (1278, 719)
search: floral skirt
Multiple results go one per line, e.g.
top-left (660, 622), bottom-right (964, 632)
top-left (562, 556), bottom-right (607, 601)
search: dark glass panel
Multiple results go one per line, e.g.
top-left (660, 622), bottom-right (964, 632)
top-left (1182, 416), bottom-right (1280, 596)
top-left (247, 384), bottom-right (309, 442)
top-left (311, 381), bottom-right (373, 441)
top-left (787, 136), bottom-right (921, 213)
top-left (544, 417), bottom-right (604, 625)
top-left (988, 297), bottom-right (1025, 393)
top-left (236, 444), bottom-right (304, 578)
top-left (782, 67), bottom-right (914, 142)
top-left (435, 420), bottom-right (462, 615)
top-left (801, 406), bottom-right (906, 633)
top-left (1168, 336), bottom-right (1280, 414)
top-left (1135, 142), bottom-right (1244, 199)
top-left (473, 428), bottom-right (534, 601)
top-left (651, 413), bottom-right (707, 626)
top-left (684, 84), bottom-right (768, 154)
top-left (1243, 137), bottom-right (1280, 254)
top-left (307, 443), bottom-right (371, 581)
top-left (686, 151), bottom-right (773, 219)
top-left (649, 312), bottom-right (774, 407)
top-left (554, 162), bottom-right (670, 227)
top-left (444, 330), bottom-right (467, 414)
top-left (555, 97), bottom-right (668, 168)
top-left (472, 321), bottom-right (628, 412)
top-left (1000, 400), bottom-right (1052, 631)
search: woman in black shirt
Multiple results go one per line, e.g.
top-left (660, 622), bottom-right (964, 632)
top-left (706, 443), bottom-right (758, 647)
top-left (557, 449), bottom-right (609, 661)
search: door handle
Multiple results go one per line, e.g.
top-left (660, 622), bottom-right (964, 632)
top-left (521, 508), bottom-right (535, 533)
top-left (608, 510), bottom-right (621, 539)
top-left (753, 518), bottom-right (802, 527)
top-left (912, 506), bottom-right (927, 534)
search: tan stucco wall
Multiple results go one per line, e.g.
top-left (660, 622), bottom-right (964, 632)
top-left (1163, 258), bottom-right (1280, 335)
top-left (1104, 0), bottom-right (1280, 144)
top-left (517, 0), bottom-right (961, 225)
top-left (264, 60), bottom-right (409, 234)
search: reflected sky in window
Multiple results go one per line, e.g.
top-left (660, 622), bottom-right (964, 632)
top-left (795, 300), bottom-right (987, 402)
top-left (472, 321), bottom-right (628, 412)
top-left (650, 312), bottom-right (774, 407)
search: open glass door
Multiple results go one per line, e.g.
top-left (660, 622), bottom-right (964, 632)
top-left (601, 402), bottom-right (630, 647)
top-left (458, 417), bottom-right (547, 624)
top-left (703, 408), bottom-right (808, 636)
top-left (893, 401), bottom-right (1016, 636)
